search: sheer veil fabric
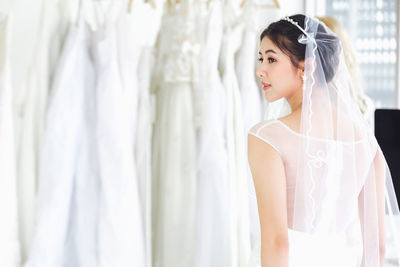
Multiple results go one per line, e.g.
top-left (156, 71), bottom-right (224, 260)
top-left (249, 16), bottom-right (400, 267)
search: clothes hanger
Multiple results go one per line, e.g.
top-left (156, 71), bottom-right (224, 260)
top-left (128, 0), bottom-right (133, 12)
top-left (168, 0), bottom-right (182, 7)
top-left (75, 0), bottom-right (84, 26)
top-left (240, 0), bottom-right (280, 9)
top-left (143, 0), bottom-right (157, 9)
top-left (128, 0), bottom-right (156, 12)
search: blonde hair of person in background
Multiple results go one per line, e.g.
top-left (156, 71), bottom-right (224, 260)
top-left (317, 16), bottom-right (374, 121)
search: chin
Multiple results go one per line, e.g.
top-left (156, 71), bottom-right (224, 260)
top-left (264, 92), bottom-right (282, 102)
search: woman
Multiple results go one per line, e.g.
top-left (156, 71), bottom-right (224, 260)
top-left (247, 14), bottom-right (399, 267)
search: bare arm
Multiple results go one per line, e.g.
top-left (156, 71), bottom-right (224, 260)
top-left (248, 134), bottom-right (289, 267)
top-left (358, 148), bottom-right (386, 267)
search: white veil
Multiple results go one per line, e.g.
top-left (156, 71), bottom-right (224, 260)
top-left (285, 15), bottom-right (400, 266)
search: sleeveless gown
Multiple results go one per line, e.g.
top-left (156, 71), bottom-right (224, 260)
top-left (194, 1), bottom-right (230, 267)
top-left (247, 119), bottom-right (374, 267)
top-left (0, 14), bottom-right (20, 267)
top-left (151, 1), bottom-right (197, 266)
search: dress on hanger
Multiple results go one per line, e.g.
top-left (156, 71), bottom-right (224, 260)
top-left (24, 22), bottom-right (98, 267)
top-left (15, 0), bottom-right (74, 261)
top-left (92, 14), bottom-right (146, 266)
top-left (234, 2), bottom-right (263, 133)
top-left (0, 14), bottom-right (21, 267)
top-left (16, 3), bottom-right (50, 261)
top-left (136, 46), bottom-right (155, 267)
top-left (220, 2), bottom-right (251, 266)
top-left (151, 1), bottom-right (197, 266)
top-left (119, 2), bottom-right (163, 266)
top-left (194, 1), bottom-right (230, 267)
top-left (233, 1), bottom-right (264, 252)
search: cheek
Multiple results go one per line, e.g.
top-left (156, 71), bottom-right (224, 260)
top-left (280, 71), bottom-right (301, 94)
top-left (264, 67), bottom-right (300, 101)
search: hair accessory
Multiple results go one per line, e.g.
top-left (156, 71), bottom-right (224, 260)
top-left (281, 16), bottom-right (313, 42)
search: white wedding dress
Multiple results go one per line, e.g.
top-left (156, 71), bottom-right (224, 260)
top-left (151, 1), bottom-right (197, 266)
top-left (194, 1), bottom-right (230, 267)
top-left (233, 1), bottom-right (265, 251)
top-left (93, 10), bottom-right (146, 266)
top-left (136, 45), bottom-right (155, 267)
top-left (15, 0), bottom-right (74, 261)
top-left (248, 119), bottom-right (371, 267)
top-left (26, 8), bottom-right (147, 264)
top-left (126, 3), bottom-right (162, 267)
top-left (235, 2), bottom-right (263, 133)
top-left (220, 1), bottom-right (251, 266)
top-left (0, 14), bottom-right (21, 267)
top-left (25, 22), bottom-right (97, 267)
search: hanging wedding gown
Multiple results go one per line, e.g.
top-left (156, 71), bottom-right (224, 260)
top-left (194, 1), bottom-right (230, 267)
top-left (220, 1), bottom-right (251, 266)
top-left (235, 2), bottom-right (263, 133)
top-left (93, 11), bottom-right (145, 266)
top-left (0, 13), bottom-right (21, 267)
top-left (16, 2), bottom-right (51, 261)
top-left (233, 1), bottom-right (264, 252)
top-left (123, 2), bottom-right (163, 266)
top-left (15, 0), bottom-right (75, 261)
top-left (136, 46), bottom-right (155, 267)
top-left (24, 20), bottom-right (98, 267)
top-left (151, 1), bottom-right (197, 266)
top-left (26, 4), bottom-right (147, 262)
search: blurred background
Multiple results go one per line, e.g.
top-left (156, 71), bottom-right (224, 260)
top-left (0, 0), bottom-right (399, 267)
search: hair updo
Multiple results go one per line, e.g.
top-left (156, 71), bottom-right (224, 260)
top-left (260, 14), bottom-right (341, 83)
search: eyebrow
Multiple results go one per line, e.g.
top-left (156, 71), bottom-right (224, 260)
top-left (258, 49), bottom-right (277, 55)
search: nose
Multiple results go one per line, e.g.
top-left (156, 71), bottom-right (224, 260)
top-left (256, 64), bottom-right (265, 79)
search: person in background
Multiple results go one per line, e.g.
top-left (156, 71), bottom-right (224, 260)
top-left (317, 16), bottom-right (375, 127)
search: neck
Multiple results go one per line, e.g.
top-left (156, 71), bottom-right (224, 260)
top-left (286, 89), bottom-right (303, 113)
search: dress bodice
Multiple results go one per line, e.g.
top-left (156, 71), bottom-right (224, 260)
top-left (249, 119), bottom-right (378, 233)
top-left (156, 1), bottom-right (200, 84)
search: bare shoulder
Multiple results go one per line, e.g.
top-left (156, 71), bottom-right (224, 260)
top-left (278, 110), bottom-right (301, 132)
top-left (248, 133), bottom-right (281, 160)
top-left (247, 133), bottom-right (284, 176)
top-left (248, 128), bottom-right (288, 242)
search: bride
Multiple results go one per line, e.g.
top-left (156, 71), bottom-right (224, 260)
top-left (248, 14), bottom-right (400, 267)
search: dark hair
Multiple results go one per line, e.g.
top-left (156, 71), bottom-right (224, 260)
top-left (260, 14), bottom-right (340, 82)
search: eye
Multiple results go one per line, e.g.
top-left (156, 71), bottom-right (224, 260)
top-left (258, 58), bottom-right (263, 63)
top-left (268, 57), bottom-right (276, 63)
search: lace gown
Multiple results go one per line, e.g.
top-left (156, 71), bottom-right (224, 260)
top-left (0, 14), bottom-right (20, 267)
top-left (194, 1), bottom-right (230, 267)
top-left (151, 1), bottom-right (197, 266)
top-left (248, 119), bottom-right (372, 267)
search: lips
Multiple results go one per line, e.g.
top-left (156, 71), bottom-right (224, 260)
top-left (262, 82), bottom-right (271, 91)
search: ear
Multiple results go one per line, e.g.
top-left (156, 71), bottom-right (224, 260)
top-left (298, 58), bottom-right (316, 80)
top-left (297, 60), bottom-right (305, 79)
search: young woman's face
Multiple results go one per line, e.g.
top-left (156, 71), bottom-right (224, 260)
top-left (256, 37), bottom-right (304, 102)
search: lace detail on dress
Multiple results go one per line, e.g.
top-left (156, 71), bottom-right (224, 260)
top-left (158, 3), bottom-right (200, 84)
